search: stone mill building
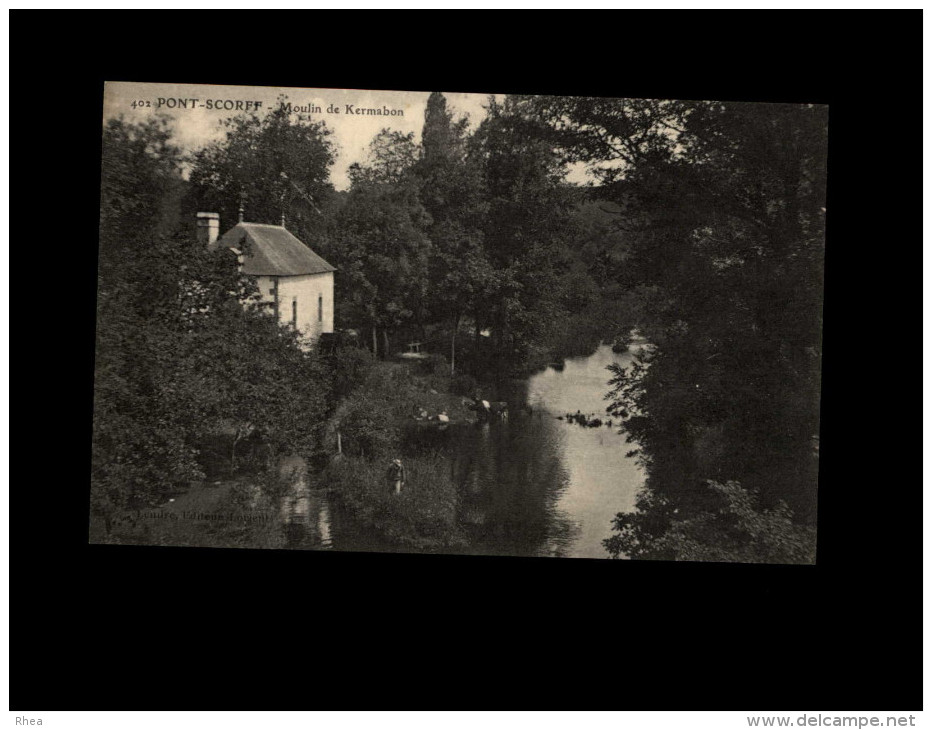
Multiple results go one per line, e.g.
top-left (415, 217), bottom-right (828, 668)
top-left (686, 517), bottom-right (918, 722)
top-left (196, 211), bottom-right (336, 345)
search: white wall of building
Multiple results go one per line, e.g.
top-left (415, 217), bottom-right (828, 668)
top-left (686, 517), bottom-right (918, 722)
top-left (255, 273), bottom-right (334, 344)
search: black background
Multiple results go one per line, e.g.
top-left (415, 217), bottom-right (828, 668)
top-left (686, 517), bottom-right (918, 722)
top-left (9, 10), bottom-right (922, 710)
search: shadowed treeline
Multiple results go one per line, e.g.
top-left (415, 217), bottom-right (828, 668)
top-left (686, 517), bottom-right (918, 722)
top-left (515, 96), bottom-right (824, 562)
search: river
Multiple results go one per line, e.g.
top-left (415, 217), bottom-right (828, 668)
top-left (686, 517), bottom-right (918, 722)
top-left (279, 343), bottom-right (646, 559)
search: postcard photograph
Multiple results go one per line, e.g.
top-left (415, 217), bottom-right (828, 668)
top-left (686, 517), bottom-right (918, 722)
top-left (92, 81), bottom-right (825, 563)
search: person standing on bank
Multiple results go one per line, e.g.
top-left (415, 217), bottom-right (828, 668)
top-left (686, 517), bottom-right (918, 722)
top-left (388, 459), bottom-right (406, 495)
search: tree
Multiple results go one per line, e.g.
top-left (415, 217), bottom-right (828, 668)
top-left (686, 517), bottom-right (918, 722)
top-left (354, 129), bottom-right (419, 185)
top-left (95, 116), bottom-right (194, 520)
top-left (414, 93), bottom-right (490, 374)
top-left (331, 130), bottom-right (432, 357)
top-left (99, 115), bottom-right (186, 284)
top-left (470, 96), bottom-right (579, 372)
top-left (187, 96), bottom-right (337, 244)
top-left (526, 96), bottom-right (826, 556)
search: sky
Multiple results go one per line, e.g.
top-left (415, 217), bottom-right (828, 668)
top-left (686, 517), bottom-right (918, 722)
top-left (103, 82), bottom-right (511, 191)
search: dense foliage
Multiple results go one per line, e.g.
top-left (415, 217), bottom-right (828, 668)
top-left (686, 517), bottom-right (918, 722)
top-left (518, 96), bottom-right (825, 560)
top-left (321, 93), bottom-right (627, 376)
top-left (93, 116), bottom-right (332, 528)
top-left (331, 137), bottom-right (432, 356)
top-left (604, 480), bottom-right (817, 564)
top-left (186, 96), bottom-right (341, 253)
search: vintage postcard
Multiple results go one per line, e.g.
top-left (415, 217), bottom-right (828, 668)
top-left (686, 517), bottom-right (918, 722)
top-left (93, 82), bottom-right (825, 562)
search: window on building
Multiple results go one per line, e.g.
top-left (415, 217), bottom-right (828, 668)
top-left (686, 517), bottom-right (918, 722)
top-left (318, 294), bottom-right (323, 322)
top-left (292, 298), bottom-right (298, 328)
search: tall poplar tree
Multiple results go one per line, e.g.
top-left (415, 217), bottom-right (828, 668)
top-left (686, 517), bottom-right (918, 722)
top-left (414, 92), bottom-right (490, 374)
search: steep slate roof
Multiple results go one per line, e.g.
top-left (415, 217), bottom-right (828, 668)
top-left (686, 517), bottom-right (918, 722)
top-left (214, 222), bottom-right (336, 276)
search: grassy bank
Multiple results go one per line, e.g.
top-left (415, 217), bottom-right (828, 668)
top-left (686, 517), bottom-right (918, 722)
top-left (323, 353), bottom-right (476, 459)
top-left (321, 354), bottom-right (477, 549)
top-left (323, 452), bottom-right (465, 550)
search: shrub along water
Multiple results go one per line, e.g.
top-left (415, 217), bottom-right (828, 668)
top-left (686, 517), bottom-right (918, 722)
top-left (604, 480), bottom-right (816, 564)
top-left (324, 452), bottom-right (465, 550)
top-left (321, 353), bottom-right (475, 548)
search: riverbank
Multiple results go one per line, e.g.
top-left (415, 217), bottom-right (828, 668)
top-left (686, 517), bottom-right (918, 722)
top-left (320, 343), bottom-right (647, 557)
top-left (89, 344), bottom-right (647, 557)
top-left (89, 353), bottom-right (480, 550)
top-left (320, 356), bottom-right (481, 549)
top-left (324, 452), bottom-right (466, 551)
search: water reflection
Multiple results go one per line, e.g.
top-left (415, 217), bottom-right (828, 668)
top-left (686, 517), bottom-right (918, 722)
top-left (275, 454), bottom-right (402, 554)
top-left (443, 344), bottom-right (644, 558)
top-left (445, 415), bottom-right (578, 557)
top-left (277, 454), bottom-right (333, 550)
top-left (272, 344), bottom-right (645, 558)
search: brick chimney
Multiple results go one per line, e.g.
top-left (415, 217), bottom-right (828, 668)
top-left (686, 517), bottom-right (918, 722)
top-left (196, 212), bottom-right (220, 246)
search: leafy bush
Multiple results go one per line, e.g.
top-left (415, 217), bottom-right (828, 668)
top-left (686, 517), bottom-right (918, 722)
top-left (327, 364), bottom-right (416, 458)
top-left (328, 345), bottom-right (375, 399)
top-left (323, 452), bottom-right (464, 549)
top-left (605, 480), bottom-right (816, 564)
